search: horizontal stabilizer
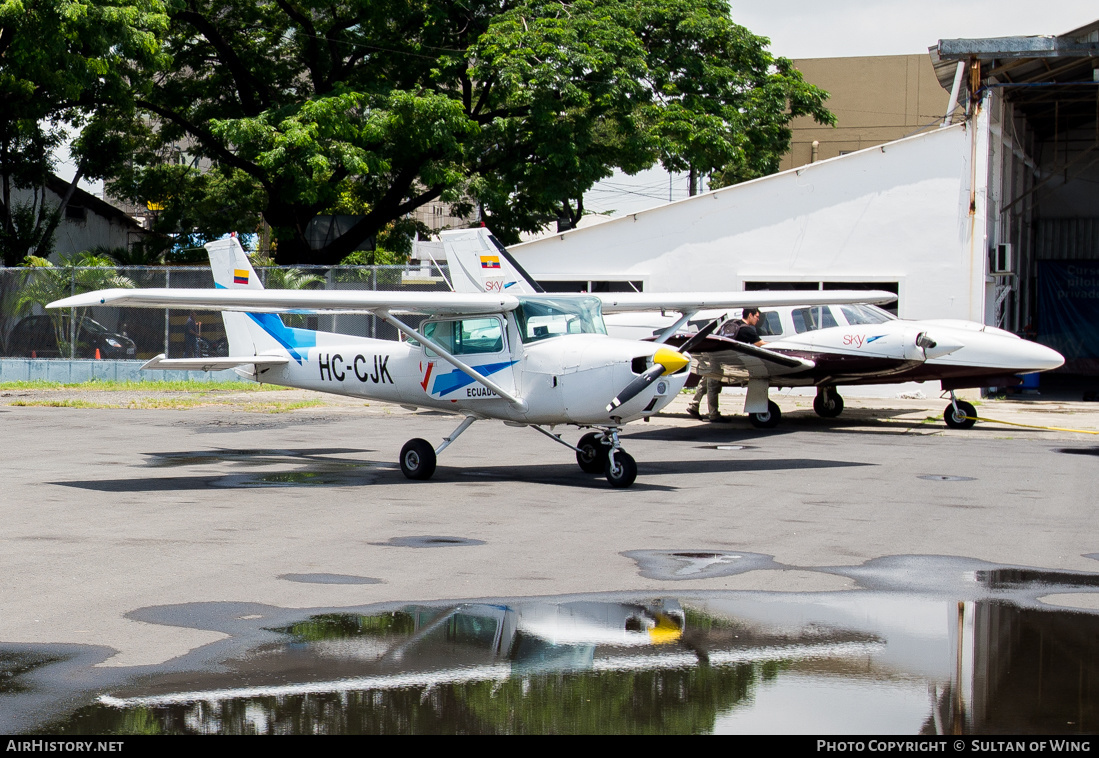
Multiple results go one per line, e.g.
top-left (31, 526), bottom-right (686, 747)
top-left (140, 354), bottom-right (290, 372)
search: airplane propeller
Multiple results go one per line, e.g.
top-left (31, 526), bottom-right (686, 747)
top-left (916, 331), bottom-right (964, 360)
top-left (606, 347), bottom-right (691, 413)
top-left (604, 318), bottom-right (724, 414)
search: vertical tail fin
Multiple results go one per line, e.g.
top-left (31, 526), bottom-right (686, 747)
top-left (205, 234), bottom-right (263, 291)
top-left (203, 234), bottom-right (317, 364)
top-left (441, 228), bottom-right (544, 295)
top-left (204, 234), bottom-right (265, 358)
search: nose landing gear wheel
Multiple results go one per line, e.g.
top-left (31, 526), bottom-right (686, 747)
top-left (576, 432), bottom-right (610, 474)
top-left (944, 400), bottom-right (977, 430)
top-left (605, 450), bottom-right (637, 488)
top-left (813, 391), bottom-right (844, 418)
top-left (749, 400), bottom-right (782, 429)
top-left (400, 438), bottom-right (437, 480)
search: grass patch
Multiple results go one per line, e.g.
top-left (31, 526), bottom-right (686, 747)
top-left (11, 397), bottom-right (326, 412)
top-left (0, 379), bottom-right (286, 392)
top-left (9, 399), bottom-right (105, 409)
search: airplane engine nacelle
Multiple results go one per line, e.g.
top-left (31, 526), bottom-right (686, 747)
top-left (519, 335), bottom-right (689, 424)
top-left (804, 326), bottom-right (936, 362)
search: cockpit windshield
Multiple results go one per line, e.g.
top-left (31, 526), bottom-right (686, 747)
top-left (515, 296), bottom-right (607, 343)
top-left (837, 303), bottom-right (896, 325)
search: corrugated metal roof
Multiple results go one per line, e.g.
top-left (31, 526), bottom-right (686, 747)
top-left (931, 19), bottom-right (1099, 139)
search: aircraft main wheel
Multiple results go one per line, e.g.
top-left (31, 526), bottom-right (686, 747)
top-left (605, 450), bottom-right (637, 488)
top-left (576, 432), bottom-right (609, 474)
top-left (749, 401), bottom-right (782, 429)
top-left (943, 401), bottom-right (977, 430)
top-left (400, 438), bottom-right (437, 480)
top-left (813, 391), bottom-right (844, 418)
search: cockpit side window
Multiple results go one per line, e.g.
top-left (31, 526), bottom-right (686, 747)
top-left (422, 317), bottom-right (505, 356)
top-left (756, 311), bottom-right (783, 337)
top-left (791, 306), bottom-right (839, 334)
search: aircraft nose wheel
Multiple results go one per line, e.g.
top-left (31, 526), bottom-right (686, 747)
top-left (605, 450), bottom-right (637, 488)
top-left (576, 432), bottom-right (610, 474)
top-left (748, 400), bottom-right (782, 429)
top-left (944, 400), bottom-right (977, 429)
top-left (400, 438), bottom-right (437, 480)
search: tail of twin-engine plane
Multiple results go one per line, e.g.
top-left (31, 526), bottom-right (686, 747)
top-left (441, 228), bottom-right (543, 295)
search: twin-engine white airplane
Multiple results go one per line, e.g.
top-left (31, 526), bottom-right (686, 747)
top-left (442, 229), bottom-right (1064, 430)
top-left (48, 234), bottom-right (893, 487)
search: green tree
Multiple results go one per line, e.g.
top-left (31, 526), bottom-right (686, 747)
top-left (107, 0), bottom-right (830, 263)
top-left (0, 0), bottom-right (167, 265)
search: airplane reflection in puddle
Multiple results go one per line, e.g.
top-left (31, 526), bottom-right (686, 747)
top-left (38, 580), bottom-right (1099, 735)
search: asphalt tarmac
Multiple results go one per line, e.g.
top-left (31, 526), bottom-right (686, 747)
top-left (1, 387), bottom-right (1097, 732)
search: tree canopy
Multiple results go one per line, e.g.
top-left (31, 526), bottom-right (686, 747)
top-left (0, 0), bottom-right (167, 265)
top-left (103, 0), bottom-right (832, 264)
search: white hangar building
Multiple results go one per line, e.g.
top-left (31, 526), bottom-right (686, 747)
top-left (510, 20), bottom-right (1099, 376)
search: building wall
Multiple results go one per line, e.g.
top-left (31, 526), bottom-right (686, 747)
top-left (782, 55), bottom-right (959, 172)
top-left (11, 182), bottom-right (145, 259)
top-left (513, 123), bottom-right (985, 323)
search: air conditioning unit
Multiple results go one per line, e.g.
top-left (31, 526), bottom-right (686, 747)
top-left (991, 243), bottom-right (1013, 275)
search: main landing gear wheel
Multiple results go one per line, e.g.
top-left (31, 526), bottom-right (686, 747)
top-left (576, 432), bottom-right (609, 474)
top-left (749, 400), bottom-right (782, 429)
top-left (400, 438), bottom-right (437, 480)
top-left (605, 450), bottom-right (637, 488)
top-left (944, 400), bottom-right (977, 430)
top-left (813, 390), bottom-right (844, 418)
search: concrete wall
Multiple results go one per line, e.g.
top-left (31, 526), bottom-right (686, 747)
top-left (782, 55), bottom-right (960, 171)
top-left (513, 123), bottom-right (985, 322)
top-left (0, 359), bottom-right (240, 383)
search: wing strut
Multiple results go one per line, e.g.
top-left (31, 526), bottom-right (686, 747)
top-left (375, 309), bottom-right (528, 413)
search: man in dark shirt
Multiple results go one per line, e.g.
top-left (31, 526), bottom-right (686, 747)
top-left (719, 307), bottom-right (766, 346)
top-left (687, 308), bottom-right (766, 421)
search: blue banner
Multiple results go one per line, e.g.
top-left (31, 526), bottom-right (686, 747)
top-left (1037, 260), bottom-right (1099, 374)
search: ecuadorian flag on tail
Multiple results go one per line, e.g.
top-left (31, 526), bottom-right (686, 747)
top-left (480, 255), bottom-right (500, 270)
top-left (233, 269), bottom-right (249, 285)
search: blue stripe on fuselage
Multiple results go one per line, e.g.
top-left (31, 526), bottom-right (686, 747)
top-left (431, 360), bottom-right (517, 396)
top-left (214, 283), bottom-right (316, 364)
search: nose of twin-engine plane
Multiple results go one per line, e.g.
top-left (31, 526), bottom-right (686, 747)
top-left (1014, 339), bottom-right (1066, 372)
top-left (924, 327), bottom-right (1065, 372)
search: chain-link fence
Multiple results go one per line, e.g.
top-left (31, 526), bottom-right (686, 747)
top-left (0, 263), bottom-right (451, 360)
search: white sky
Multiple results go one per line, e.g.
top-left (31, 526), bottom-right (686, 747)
top-left (730, 0), bottom-right (1096, 60)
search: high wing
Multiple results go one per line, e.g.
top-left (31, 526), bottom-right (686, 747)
top-left (595, 290), bottom-right (896, 313)
top-left (47, 288), bottom-right (521, 316)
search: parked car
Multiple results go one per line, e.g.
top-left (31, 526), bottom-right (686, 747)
top-left (8, 315), bottom-right (137, 359)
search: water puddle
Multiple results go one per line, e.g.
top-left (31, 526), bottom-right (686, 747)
top-left (372, 536), bottom-right (486, 548)
top-left (278, 574), bottom-right (382, 586)
top-left (1057, 448), bottom-right (1099, 457)
top-left (625, 550), bottom-right (778, 580)
top-left (145, 448), bottom-right (371, 468)
top-left (11, 557), bottom-right (1099, 735)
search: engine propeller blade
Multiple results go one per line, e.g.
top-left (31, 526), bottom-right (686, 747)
top-left (917, 331), bottom-right (964, 360)
top-left (677, 317), bottom-right (722, 355)
top-left (607, 348), bottom-right (690, 413)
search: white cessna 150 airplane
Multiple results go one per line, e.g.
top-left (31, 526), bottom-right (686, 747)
top-left (442, 229), bottom-right (1065, 430)
top-left (48, 234), bottom-right (895, 487)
